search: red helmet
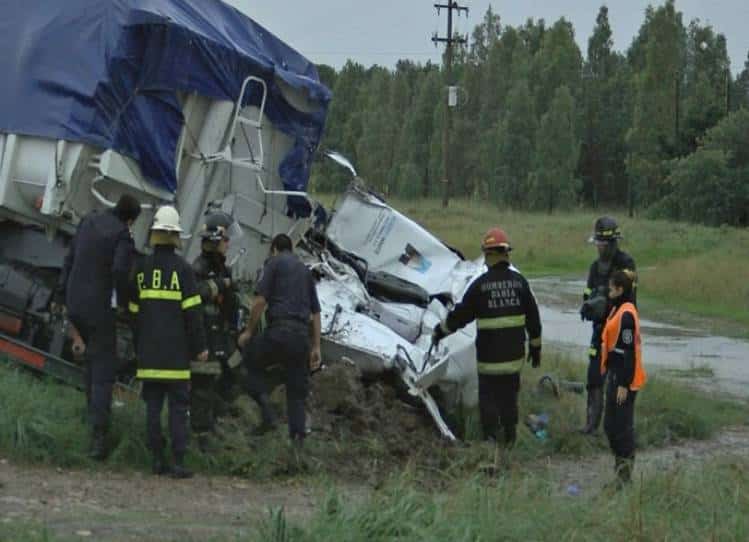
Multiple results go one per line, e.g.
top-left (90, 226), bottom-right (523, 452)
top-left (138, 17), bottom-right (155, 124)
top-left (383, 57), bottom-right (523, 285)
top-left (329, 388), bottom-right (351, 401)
top-left (481, 227), bottom-right (511, 252)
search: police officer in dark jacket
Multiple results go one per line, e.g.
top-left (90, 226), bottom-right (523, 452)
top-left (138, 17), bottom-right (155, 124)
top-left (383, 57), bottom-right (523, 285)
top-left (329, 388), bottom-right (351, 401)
top-left (191, 212), bottom-right (241, 442)
top-left (238, 234), bottom-right (322, 447)
top-left (57, 194), bottom-right (141, 459)
top-left (433, 228), bottom-right (542, 446)
top-left (601, 269), bottom-right (647, 487)
top-left (129, 206), bottom-right (208, 478)
top-left (579, 216), bottom-right (636, 435)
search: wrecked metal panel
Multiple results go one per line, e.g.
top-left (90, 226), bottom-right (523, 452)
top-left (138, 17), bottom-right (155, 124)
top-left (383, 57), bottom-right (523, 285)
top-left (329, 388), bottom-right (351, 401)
top-left (326, 187), bottom-right (465, 296)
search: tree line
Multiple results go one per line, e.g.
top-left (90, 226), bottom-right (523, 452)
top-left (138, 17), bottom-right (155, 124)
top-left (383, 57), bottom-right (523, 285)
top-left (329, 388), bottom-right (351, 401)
top-left (311, 1), bottom-right (749, 227)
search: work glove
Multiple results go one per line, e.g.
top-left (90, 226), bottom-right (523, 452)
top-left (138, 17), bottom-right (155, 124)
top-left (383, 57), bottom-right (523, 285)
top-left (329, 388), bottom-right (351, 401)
top-left (528, 346), bottom-right (541, 369)
top-left (580, 301), bottom-right (593, 321)
top-left (432, 322), bottom-right (448, 344)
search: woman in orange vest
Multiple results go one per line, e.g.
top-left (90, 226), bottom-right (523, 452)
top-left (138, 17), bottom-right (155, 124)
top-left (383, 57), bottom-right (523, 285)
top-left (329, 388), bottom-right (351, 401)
top-left (600, 269), bottom-right (646, 487)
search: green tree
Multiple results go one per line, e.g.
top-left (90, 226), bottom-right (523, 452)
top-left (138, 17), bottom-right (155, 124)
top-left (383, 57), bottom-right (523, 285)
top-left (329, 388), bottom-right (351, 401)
top-left (315, 64), bottom-right (337, 91)
top-left (532, 18), bottom-right (583, 118)
top-left (529, 86), bottom-right (580, 212)
top-left (580, 6), bottom-right (633, 207)
top-left (489, 79), bottom-right (536, 207)
top-left (626, 0), bottom-right (685, 214)
top-left (731, 51), bottom-right (749, 110)
top-left (396, 67), bottom-right (441, 197)
top-left (655, 109), bottom-right (749, 225)
top-left (315, 61), bottom-right (367, 191)
top-left (680, 22), bottom-right (731, 153)
top-left (355, 68), bottom-right (395, 193)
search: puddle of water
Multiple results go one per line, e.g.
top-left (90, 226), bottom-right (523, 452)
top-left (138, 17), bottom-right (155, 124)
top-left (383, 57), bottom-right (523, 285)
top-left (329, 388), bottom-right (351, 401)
top-left (531, 278), bottom-right (749, 398)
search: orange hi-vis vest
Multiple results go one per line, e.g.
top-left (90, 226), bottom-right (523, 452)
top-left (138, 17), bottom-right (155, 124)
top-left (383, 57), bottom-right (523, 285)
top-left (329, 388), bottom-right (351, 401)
top-left (600, 302), bottom-right (647, 391)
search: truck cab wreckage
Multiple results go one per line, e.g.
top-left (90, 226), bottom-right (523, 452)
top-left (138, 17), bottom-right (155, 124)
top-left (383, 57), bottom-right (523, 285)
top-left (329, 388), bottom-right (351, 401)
top-left (0, 0), bottom-right (485, 441)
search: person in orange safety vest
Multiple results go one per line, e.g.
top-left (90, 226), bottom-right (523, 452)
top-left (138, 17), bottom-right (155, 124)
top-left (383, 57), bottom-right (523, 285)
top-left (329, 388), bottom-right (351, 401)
top-left (600, 269), bottom-right (646, 487)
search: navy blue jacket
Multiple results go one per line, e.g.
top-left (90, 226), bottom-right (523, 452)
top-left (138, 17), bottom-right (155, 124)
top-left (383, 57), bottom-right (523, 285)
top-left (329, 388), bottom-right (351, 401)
top-left (59, 209), bottom-right (134, 325)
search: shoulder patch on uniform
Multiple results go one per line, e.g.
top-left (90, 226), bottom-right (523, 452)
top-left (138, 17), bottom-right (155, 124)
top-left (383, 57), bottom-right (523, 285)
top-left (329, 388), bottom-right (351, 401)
top-left (622, 329), bottom-right (633, 345)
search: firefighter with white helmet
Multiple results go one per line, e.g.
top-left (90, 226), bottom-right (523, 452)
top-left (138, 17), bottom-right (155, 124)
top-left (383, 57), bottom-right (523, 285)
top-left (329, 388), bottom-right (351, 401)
top-left (129, 205), bottom-right (208, 478)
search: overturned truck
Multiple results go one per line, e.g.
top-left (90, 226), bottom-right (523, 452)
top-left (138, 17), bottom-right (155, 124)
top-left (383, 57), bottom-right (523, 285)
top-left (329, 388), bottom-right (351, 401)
top-left (0, 0), bottom-right (483, 440)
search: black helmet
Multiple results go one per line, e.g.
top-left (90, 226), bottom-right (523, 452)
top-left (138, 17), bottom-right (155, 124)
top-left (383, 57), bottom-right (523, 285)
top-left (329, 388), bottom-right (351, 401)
top-left (200, 211), bottom-right (238, 242)
top-left (590, 216), bottom-right (622, 243)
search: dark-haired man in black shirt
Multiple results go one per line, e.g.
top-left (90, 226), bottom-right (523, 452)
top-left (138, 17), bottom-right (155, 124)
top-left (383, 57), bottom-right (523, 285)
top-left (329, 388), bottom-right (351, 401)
top-left (238, 234), bottom-right (321, 447)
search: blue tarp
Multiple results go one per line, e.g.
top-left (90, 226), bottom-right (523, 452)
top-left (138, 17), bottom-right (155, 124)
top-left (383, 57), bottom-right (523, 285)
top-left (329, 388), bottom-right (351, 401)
top-left (0, 0), bottom-right (331, 210)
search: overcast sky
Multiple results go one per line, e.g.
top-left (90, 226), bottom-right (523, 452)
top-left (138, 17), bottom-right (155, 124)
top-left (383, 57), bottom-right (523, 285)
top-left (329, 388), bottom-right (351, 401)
top-left (224, 1), bottom-right (749, 75)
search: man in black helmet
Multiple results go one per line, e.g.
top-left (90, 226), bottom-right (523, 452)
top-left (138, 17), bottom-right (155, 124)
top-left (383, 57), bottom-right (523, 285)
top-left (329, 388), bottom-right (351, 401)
top-left (579, 216), bottom-right (636, 435)
top-left (190, 211), bottom-right (242, 445)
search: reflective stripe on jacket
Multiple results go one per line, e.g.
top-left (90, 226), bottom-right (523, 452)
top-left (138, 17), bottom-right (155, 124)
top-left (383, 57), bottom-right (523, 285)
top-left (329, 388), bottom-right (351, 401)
top-left (444, 261), bottom-right (542, 376)
top-left (600, 302), bottom-right (646, 391)
top-left (130, 246), bottom-right (207, 381)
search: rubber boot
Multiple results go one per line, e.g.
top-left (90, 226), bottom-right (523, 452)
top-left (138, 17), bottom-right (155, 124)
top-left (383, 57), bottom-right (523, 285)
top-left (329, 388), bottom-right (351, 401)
top-left (88, 427), bottom-right (107, 461)
top-left (615, 456), bottom-right (633, 487)
top-left (251, 393), bottom-right (277, 436)
top-left (289, 433), bottom-right (309, 472)
top-left (504, 424), bottom-right (517, 449)
top-left (151, 451), bottom-right (171, 476)
top-left (170, 454), bottom-right (193, 479)
top-left (580, 387), bottom-right (603, 435)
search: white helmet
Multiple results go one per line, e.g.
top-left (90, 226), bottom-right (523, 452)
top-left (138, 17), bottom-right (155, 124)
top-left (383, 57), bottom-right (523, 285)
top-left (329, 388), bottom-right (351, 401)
top-left (150, 205), bottom-right (183, 233)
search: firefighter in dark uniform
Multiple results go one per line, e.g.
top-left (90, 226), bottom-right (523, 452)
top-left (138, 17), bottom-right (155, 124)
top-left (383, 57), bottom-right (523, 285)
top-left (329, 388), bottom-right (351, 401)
top-left (238, 234), bottom-right (322, 447)
top-left (56, 194), bottom-right (141, 459)
top-left (432, 228), bottom-right (542, 446)
top-left (129, 206), bottom-right (208, 478)
top-left (579, 216), bottom-right (636, 435)
top-left (601, 269), bottom-right (646, 487)
top-left (190, 212), bottom-right (241, 442)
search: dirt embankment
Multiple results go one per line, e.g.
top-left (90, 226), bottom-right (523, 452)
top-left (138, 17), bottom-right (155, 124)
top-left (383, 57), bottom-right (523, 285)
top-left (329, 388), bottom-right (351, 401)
top-left (0, 362), bottom-right (446, 541)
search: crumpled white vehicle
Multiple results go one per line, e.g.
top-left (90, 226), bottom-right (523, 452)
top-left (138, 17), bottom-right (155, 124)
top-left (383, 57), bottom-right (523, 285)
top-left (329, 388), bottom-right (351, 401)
top-left (298, 182), bottom-right (487, 440)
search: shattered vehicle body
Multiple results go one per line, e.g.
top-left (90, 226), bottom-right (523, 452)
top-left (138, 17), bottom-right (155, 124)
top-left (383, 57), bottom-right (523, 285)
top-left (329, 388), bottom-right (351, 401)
top-left (0, 0), bottom-right (483, 439)
top-left (302, 183), bottom-right (485, 434)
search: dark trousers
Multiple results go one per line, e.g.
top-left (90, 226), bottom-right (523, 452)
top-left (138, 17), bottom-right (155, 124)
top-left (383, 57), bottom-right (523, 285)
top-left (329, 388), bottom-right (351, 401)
top-left (72, 316), bottom-right (117, 431)
top-left (478, 373), bottom-right (520, 441)
top-left (142, 381), bottom-right (190, 457)
top-left (190, 374), bottom-right (218, 433)
top-left (604, 376), bottom-right (638, 459)
top-left (244, 322), bottom-right (310, 439)
top-left (587, 323), bottom-right (606, 390)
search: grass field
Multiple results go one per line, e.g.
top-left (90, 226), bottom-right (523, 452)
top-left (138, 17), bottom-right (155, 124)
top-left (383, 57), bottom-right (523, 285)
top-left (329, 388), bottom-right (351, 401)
top-left (5, 453), bottom-right (749, 542)
top-left (314, 193), bottom-right (749, 335)
top-left (1, 348), bottom-right (747, 541)
top-left (1, 351), bottom-right (744, 478)
top-left (256, 457), bottom-right (749, 541)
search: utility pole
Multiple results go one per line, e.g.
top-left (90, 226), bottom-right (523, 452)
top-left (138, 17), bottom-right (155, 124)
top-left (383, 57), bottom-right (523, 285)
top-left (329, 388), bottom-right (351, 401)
top-left (433, 2), bottom-right (468, 208)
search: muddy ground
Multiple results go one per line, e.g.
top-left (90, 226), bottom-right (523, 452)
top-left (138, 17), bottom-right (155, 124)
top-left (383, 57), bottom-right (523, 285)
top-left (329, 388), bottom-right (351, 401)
top-left (0, 362), bottom-right (449, 541)
top-left (1, 360), bottom-right (748, 541)
top-left (3, 427), bottom-right (748, 541)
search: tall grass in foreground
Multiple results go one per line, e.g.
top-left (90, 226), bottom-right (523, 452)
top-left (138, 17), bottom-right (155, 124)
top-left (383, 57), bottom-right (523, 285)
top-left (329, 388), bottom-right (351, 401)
top-left (255, 457), bottom-right (749, 541)
top-left (4, 458), bottom-right (749, 541)
top-left (0, 351), bottom-right (744, 478)
top-left (314, 193), bottom-right (749, 333)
